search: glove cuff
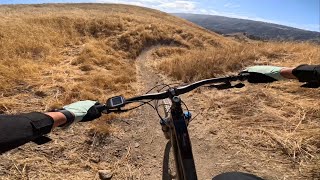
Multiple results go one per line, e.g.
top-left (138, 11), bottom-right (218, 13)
top-left (57, 110), bottom-right (75, 128)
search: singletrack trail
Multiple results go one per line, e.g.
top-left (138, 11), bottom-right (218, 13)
top-left (125, 47), bottom-right (168, 179)
top-left (121, 47), bottom-right (229, 179)
top-left (101, 47), bottom-right (174, 179)
top-left (108, 48), bottom-right (172, 179)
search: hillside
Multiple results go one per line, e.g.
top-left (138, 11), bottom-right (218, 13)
top-left (0, 3), bottom-right (319, 180)
top-left (173, 13), bottom-right (320, 42)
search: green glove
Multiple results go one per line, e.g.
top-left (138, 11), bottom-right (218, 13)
top-left (63, 100), bottom-right (101, 123)
top-left (243, 66), bottom-right (285, 80)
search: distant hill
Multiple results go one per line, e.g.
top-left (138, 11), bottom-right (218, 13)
top-left (173, 13), bottom-right (320, 42)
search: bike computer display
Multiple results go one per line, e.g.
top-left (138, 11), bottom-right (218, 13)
top-left (106, 96), bottom-right (125, 109)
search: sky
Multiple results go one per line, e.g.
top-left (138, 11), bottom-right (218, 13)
top-left (0, 0), bottom-right (319, 32)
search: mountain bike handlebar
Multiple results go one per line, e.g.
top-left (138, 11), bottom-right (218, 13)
top-left (127, 73), bottom-right (249, 101)
top-left (95, 73), bottom-right (250, 113)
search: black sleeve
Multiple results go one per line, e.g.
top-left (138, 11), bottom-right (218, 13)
top-left (0, 112), bottom-right (54, 154)
top-left (292, 64), bottom-right (320, 83)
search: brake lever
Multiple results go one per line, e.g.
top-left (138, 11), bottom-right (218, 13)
top-left (93, 104), bottom-right (124, 114)
top-left (206, 82), bottom-right (245, 90)
top-left (234, 83), bottom-right (245, 88)
top-left (95, 104), bottom-right (106, 112)
top-left (102, 108), bottom-right (129, 114)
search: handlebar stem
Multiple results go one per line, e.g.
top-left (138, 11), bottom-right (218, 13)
top-left (171, 96), bottom-right (184, 120)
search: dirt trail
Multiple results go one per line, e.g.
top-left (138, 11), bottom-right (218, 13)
top-left (116, 47), bottom-right (227, 179)
top-left (128, 47), bottom-right (168, 179)
top-left (105, 47), bottom-right (172, 179)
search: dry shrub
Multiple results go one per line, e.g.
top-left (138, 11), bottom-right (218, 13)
top-left (72, 43), bottom-right (111, 66)
top-left (157, 44), bottom-right (260, 82)
top-left (114, 24), bottom-right (189, 58)
top-left (152, 47), bottom-right (186, 58)
top-left (79, 64), bottom-right (94, 71)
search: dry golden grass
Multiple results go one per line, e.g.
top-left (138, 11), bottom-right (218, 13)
top-left (0, 3), bottom-right (226, 112)
top-left (0, 3), bottom-right (319, 180)
top-left (195, 83), bottom-right (320, 179)
top-left (156, 41), bottom-right (320, 82)
top-left (0, 4), bottom-right (232, 179)
top-left (153, 37), bottom-right (319, 178)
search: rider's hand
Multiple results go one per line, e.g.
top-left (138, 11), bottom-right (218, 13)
top-left (63, 100), bottom-right (102, 124)
top-left (240, 65), bottom-right (285, 83)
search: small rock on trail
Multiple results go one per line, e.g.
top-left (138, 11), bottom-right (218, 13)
top-left (98, 170), bottom-right (113, 180)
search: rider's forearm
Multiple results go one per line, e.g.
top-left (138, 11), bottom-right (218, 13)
top-left (280, 68), bottom-right (296, 79)
top-left (45, 112), bottom-right (67, 128)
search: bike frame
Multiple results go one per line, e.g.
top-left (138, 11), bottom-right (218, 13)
top-left (99, 74), bottom-right (250, 180)
top-left (165, 96), bottom-right (197, 180)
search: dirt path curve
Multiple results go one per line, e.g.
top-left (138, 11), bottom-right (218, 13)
top-left (118, 46), bottom-right (221, 179)
top-left (126, 47), bottom-right (169, 179)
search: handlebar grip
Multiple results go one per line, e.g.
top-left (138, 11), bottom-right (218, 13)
top-left (238, 72), bottom-right (250, 80)
top-left (94, 104), bottom-right (106, 112)
top-left (245, 72), bottom-right (277, 83)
